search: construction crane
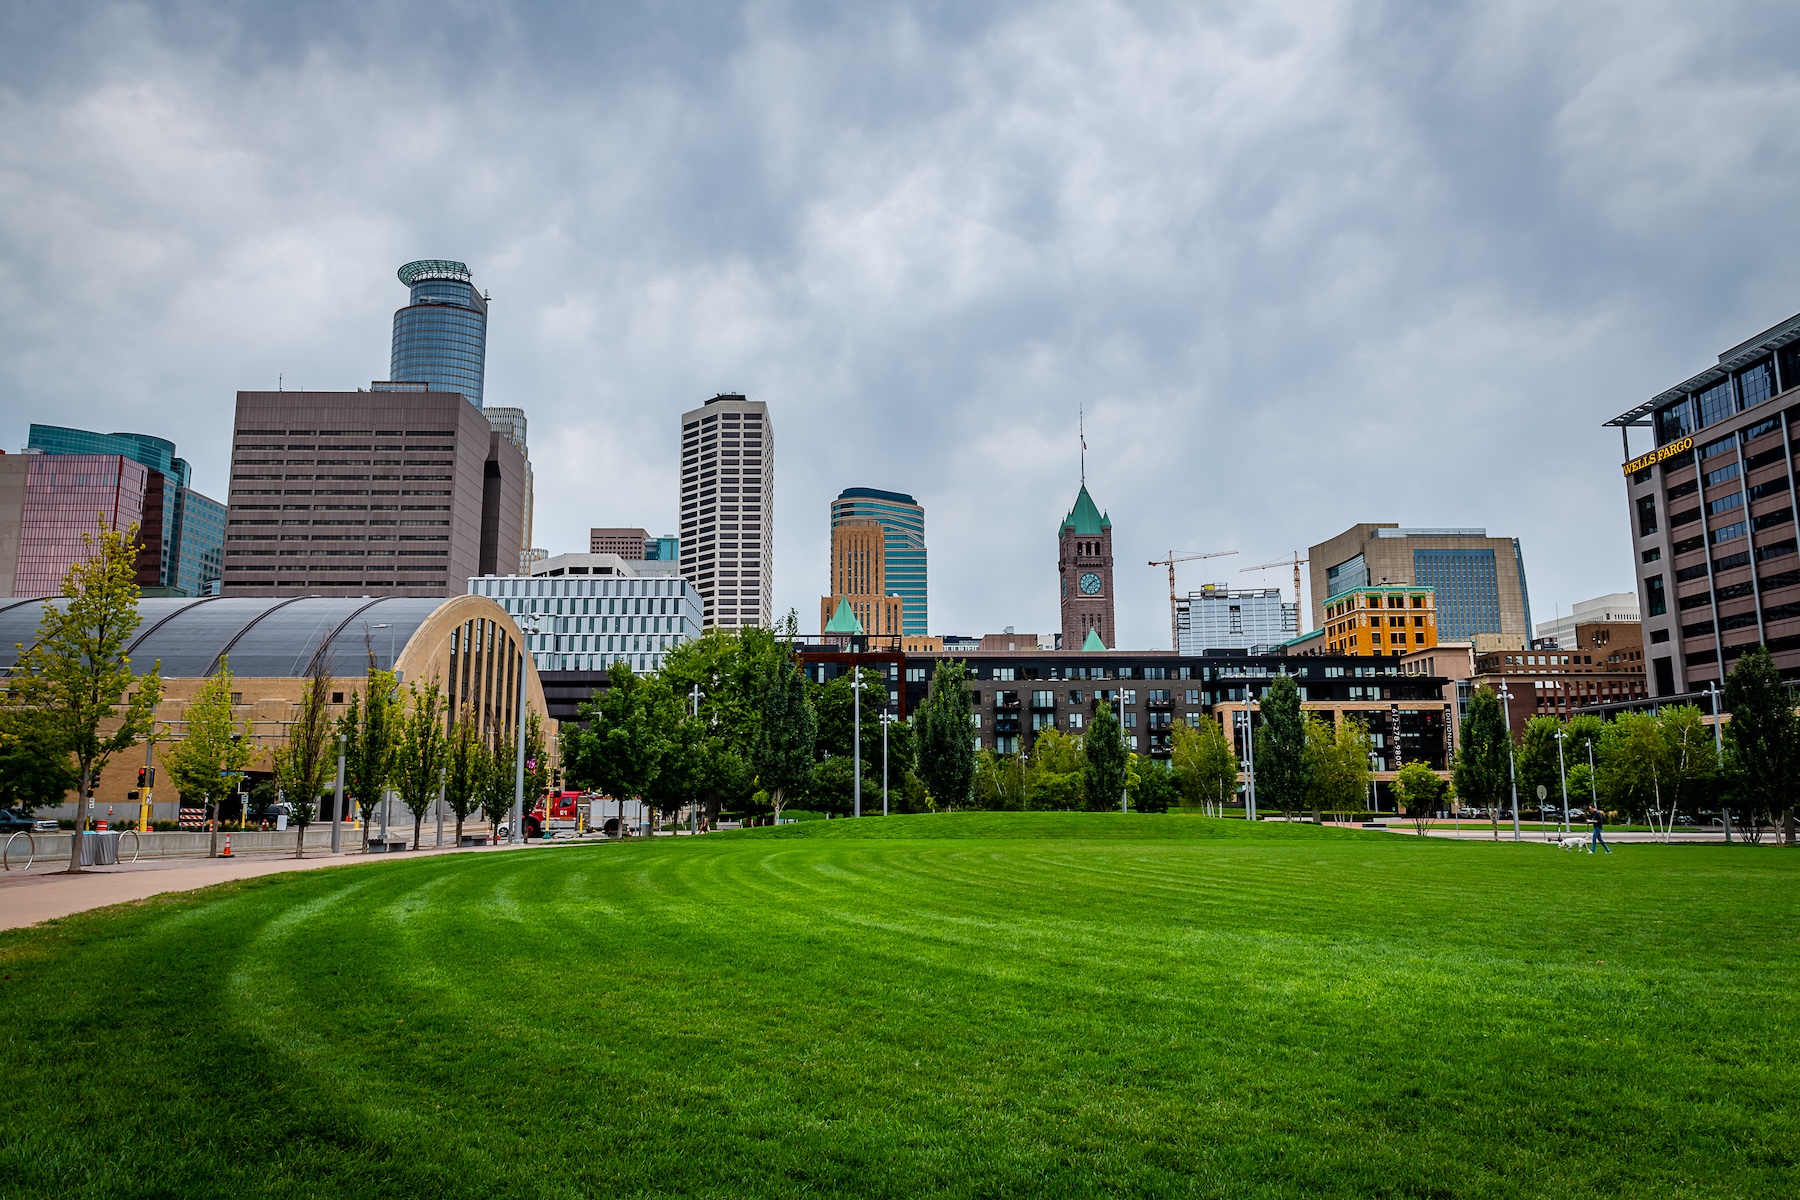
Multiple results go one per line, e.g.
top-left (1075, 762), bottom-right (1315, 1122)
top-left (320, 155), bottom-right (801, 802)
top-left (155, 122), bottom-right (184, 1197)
top-left (1241, 552), bottom-right (1311, 634)
top-left (1148, 550), bottom-right (1238, 650)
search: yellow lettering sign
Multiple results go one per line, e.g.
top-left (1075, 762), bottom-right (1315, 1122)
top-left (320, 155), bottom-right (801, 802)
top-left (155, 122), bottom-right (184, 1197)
top-left (1622, 435), bottom-right (1692, 476)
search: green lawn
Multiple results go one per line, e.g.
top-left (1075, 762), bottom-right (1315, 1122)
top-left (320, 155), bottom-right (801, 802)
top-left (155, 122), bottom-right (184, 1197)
top-left (2, 814), bottom-right (1795, 1198)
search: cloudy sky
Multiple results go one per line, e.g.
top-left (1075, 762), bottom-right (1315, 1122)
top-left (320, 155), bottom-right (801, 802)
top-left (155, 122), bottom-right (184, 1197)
top-left (4, 1), bottom-right (1799, 645)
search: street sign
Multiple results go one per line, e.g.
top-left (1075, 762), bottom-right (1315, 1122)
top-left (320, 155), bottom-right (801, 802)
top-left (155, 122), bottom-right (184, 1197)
top-left (1536, 785), bottom-right (1548, 801)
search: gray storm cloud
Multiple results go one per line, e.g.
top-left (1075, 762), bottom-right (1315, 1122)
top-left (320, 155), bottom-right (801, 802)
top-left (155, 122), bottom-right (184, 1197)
top-left (3, 0), bottom-right (1798, 642)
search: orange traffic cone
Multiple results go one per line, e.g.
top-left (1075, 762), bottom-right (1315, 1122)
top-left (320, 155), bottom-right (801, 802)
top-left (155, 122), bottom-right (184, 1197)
top-left (221, 834), bottom-right (233, 858)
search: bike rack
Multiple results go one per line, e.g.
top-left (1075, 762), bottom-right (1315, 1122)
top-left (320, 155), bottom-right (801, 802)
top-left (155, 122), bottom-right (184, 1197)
top-left (118, 830), bottom-right (141, 864)
top-left (3, 831), bottom-right (34, 872)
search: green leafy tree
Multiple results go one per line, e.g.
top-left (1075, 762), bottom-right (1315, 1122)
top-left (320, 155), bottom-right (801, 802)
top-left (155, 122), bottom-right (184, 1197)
top-left (395, 679), bottom-right (448, 850)
top-left (443, 705), bottom-right (485, 846)
top-left (1171, 716), bottom-right (1238, 814)
top-left (523, 708), bottom-right (551, 814)
top-left (972, 748), bottom-right (1026, 810)
top-left (565, 662), bottom-right (668, 817)
top-left (1515, 716), bottom-right (1564, 817)
top-left (1597, 711), bottom-right (1668, 826)
top-left (916, 660), bottom-right (976, 811)
top-left (479, 731), bottom-right (516, 839)
top-left (806, 754), bottom-right (879, 816)
top-left (1132, 759), bottom-right (1179, 813)
top-left (161, 659), bottom-right (251, 859)
top-left (0, 709), bottom-right (78, 815)
top-left (1393, 760), bottom-right (1448, 835)
top-left (1722, 646), bottom-right (1799, 842)
top-left (337, 668), bottom-right (401, 849)
top-left (753, 648), bottom-right (817, 821)
top-left (1453, 688), bottom-right (1510, 840)
top-left (1655, 704), bottom-right (1717, 840)
top-left (1083, 700), bottom-right (1129, 812)
top-left (1565, 760), bottom-right (1595, 810)
top-left (3, 518), bottom-right (162, 872)
top-left (1254, 675), bottom-right (1309, 820)
top-left (272, 670), bottom-right (335, 857)
top-left (660, 626), bottom-right (775, 821)
top-left (1025, 726), bottom-right (1086, 811)
top-left (1304, 716), bottom-right (1372, 822)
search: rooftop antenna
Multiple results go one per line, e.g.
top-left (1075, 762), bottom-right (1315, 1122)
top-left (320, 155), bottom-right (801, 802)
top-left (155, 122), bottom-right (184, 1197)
top-left (1079, 406), bottom-right (1086, 485)
top-left (278, 372), bottom-right (283, 392)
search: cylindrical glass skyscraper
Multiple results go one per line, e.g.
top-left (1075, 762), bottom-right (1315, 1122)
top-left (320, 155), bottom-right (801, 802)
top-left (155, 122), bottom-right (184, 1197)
top-left (390, 260), bottom-right (488, 407)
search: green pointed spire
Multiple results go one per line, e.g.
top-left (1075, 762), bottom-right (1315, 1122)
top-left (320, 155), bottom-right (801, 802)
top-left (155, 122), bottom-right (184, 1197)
top-left (1081, 627), bottom-right (1107, 651)
top-left (1062, 485), bottom-right (1111, 535)
top-left (824, 597), bottom-right (864, 635)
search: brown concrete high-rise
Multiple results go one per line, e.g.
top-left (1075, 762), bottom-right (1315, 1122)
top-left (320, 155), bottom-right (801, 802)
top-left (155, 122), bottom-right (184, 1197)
top-left (221, 387), bottom-right (527, 598)
top-left (819, 518), bottom-right (903, 637)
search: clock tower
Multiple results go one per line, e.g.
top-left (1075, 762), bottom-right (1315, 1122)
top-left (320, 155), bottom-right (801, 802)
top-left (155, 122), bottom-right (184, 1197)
top-left (1058, 484), bottom-right (1115, 650)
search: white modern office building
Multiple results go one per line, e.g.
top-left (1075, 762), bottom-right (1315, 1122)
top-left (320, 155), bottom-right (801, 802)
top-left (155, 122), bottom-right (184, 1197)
top-left (680, 394), bottom-right (773, 629)
top-left (1176, 584), bottom-right (1299, 653)
top-left (469, 573), bottom-right (703, 673)
top-left (1533, 592), bottom-right (1640, 650)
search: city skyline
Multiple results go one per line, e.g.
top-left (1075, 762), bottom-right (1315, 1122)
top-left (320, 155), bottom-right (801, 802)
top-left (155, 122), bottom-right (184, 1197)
top-left (4, 4), bottom-right (1799, 643)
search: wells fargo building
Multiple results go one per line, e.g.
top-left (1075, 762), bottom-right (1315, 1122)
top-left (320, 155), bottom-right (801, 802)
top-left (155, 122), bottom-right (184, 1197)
top-left (1608, 311), bottom-right (1800, 695)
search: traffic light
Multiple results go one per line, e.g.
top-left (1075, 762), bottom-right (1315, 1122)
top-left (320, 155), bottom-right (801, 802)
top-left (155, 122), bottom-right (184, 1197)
top-left (137, 766), bottom-right (148, 788)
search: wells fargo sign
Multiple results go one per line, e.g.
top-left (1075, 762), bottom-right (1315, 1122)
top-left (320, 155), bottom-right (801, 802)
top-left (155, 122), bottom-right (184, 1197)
top-left (1623, 435), bottom-right (1692, 476)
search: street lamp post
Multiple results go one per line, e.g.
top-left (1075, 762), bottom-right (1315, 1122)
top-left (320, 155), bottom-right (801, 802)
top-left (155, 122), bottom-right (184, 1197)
top-left (1240, 702), bottom-right (1258, 821)
top-left (1708, 679), bottom-right (1730, 842)
top-left (1554, 728), bottom-right (1570, 836)
top-left (331, 732), bottom-right (345, 853)
top-left (512, 614), bottom-right (541, 844)
top-left (689, 683), bottom-right (704, 834)
top-left (1495, 683), bottom-right (1521, 842)
top-left (880, 711), bottom-right (896, 817)
top-left (853, 662), bottom-right (862, 819)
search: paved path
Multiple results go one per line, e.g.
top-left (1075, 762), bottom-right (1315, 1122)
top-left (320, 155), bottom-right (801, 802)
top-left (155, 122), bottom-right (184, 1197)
top-left (0, 842), bottom-right (538, 932)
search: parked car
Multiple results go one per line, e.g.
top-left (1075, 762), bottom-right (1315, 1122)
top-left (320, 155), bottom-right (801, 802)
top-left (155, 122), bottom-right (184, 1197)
top-left (0, 809), bottom-right (59, 833)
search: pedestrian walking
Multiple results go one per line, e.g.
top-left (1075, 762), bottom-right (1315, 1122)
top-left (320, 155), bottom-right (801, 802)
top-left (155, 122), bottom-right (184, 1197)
top-left (1587, 805), bottom-right (1611, 855)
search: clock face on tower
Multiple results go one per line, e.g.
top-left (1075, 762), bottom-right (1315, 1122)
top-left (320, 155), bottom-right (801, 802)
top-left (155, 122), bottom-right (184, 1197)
top-left (1079, 572), bottom-right (1103, 595)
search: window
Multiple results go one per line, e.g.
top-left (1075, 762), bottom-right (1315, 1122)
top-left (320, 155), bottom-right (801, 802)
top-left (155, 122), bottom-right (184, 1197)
top-left (905, 667), bottom-right (925, 682)
top-left (1068, 713), bottom-right (1085, 729)
top-left (1032, 690), bottom-right (1056, 707)
top-left (1656, 399), bottom-right (1695, 444)
top-left (1637, 495), bottom-right (1659, 536)
top-left (1645, 574), bottom-right (1667, 617)
top-left (1711, 521), bottom-right (1748, 545)
top-left (1642, 548), bottom-right (1661, 563)
top-left (1738, 360), bottom-right (1773, 410)
top-left (1122, 690), bottom-right (1137, 705)
top-left (1704, 462), bottom-right (1740, 488)
top-left (1068, 689), bottom-right (1084, 703)
top-left (970, 714), bottom-right (982, 728)
top-left (1695, 379), bottom-right (1734, 427)
top-left (1708, 491), bottom-right (1744, 517)
top-left (994, 667), bottom-right (1016, 681)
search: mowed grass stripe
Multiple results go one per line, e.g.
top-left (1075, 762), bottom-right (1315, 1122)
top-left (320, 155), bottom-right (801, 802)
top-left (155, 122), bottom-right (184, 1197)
top-left (0, 813), bottom-right (1794, 1198)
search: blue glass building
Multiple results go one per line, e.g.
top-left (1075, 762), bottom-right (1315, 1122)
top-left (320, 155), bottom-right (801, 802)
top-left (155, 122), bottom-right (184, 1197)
top-left (27, 424), bottom-right (223, 596)
top-left (390, 259), bottom-right (488, 408)
top-left (830, 487), bottom-right (927, 636)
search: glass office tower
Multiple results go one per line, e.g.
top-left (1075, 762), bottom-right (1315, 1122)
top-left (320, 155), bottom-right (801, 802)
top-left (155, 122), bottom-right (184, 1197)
top-left (390, 260), bottom-right (488, 408)
top-left (830, 487), bottom-right (927, 636)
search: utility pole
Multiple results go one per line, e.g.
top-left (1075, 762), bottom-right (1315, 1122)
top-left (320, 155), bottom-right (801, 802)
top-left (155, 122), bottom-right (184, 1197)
top-left (1148, 550), bottom-right (1239, 650)
top-left (511, 614), bottom-right (540, 844)
top-left (690, 683), bottom-right (703, 834)
top-left (1555, 729), bottom-right (1569, 836)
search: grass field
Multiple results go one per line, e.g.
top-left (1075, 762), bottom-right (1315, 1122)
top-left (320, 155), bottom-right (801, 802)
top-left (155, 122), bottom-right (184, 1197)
top-left (2, 813), bottom-right (1796, 1198)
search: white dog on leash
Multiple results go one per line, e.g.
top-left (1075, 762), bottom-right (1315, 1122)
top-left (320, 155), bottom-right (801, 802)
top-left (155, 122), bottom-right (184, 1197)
top-left (1557, 834), bottom-right (1586, 851)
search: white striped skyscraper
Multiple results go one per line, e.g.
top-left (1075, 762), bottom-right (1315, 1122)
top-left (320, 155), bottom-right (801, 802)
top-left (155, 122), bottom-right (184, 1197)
top-left (679, 395), bottom-right (772, 628)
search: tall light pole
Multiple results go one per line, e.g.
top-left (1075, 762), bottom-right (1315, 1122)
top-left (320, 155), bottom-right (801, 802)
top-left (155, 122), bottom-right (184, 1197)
top-left (1554, 728), bottom-right (1570, 835)
top-left (689, 683), bottom-right (704, 834)
top-left (852, 662), bottom-right (862, 819)
top-left (1495, 683), bottom-right (1521, 842)
top-left (1708, 679), bottom-right (1730, 842)
top-left (1240, 701), bottom-right (1258, 821)
top-left (880, 710), bottom-right (896, 817)
top-left (512, 614), bottom-right (541, 844)
top-left (331, 732), bottom-right (345, 853)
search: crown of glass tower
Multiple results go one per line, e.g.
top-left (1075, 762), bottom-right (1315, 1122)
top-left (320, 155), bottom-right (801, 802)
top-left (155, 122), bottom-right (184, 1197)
top-left (830, 487), bottom-right (927, 636)
top-left (390, 259), bottom-right (488, 407)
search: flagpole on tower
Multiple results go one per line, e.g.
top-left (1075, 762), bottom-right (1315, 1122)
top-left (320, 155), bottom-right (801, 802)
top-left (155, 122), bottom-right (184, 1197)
top-left (1080, 406), bottom-right (1086, 485)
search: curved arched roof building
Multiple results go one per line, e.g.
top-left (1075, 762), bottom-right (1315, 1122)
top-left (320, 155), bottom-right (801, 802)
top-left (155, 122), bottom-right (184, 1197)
top-left (0, 593), bottom-right (549, 820)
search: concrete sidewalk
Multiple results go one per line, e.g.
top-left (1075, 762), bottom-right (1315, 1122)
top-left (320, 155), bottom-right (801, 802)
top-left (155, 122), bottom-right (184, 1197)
top-left (0, 841), bottom-right (535, 932)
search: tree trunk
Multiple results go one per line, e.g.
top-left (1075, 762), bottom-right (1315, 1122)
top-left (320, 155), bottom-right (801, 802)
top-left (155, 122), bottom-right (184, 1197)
top-left (414, 814), bottom-right (423, 851)
top-left (1784, 806), bottom-right (1796, 846)
top-left (361, 802), bottom-right (371, 850)
top-left (455, 815), bottom-right (464, 847)
top-left (66, 764), bottom-right (92, 874)
top-left (296, 822), bottom-right (306, 859)
top-left (208, 793), bottom-right (219, 859)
